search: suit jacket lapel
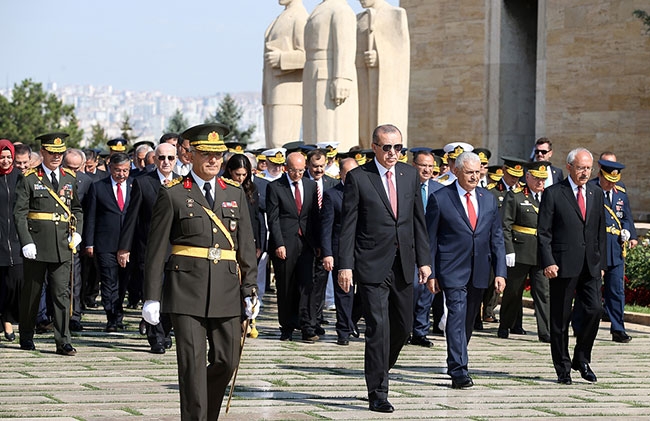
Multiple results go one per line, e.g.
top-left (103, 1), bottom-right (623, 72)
top-left (584, 183), bottom-right (596, 224)
top-left (448, 183), bottom-right (473, 231)
top-left (364, 162), bottom-right (394, 219)
top-left (280, 176), bottom-right (300, 216)
top-left (475, 189), bottom-right (489, 229)
top-left (559, 180), bottom-right (584, 221)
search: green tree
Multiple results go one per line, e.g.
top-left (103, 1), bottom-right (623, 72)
top-left (165, 108), bottom-right (189, 134)
top-left (119, 113), bottom-right (138, 142)
top-left (87, 123), bottom-right (110, 149)
top-left (204, 94), bottom-right (256, 144)
top-left (634, 10), bottom-right (650, 34)
top-left (0, 79), bottom-right (84, 148)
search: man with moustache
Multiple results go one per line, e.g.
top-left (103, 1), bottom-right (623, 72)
top-left (118, 142), bottom-right (178, 353)
top-left (338, 124), bottom-right (431, 413)
top-left (14, 133), bottom-right (83, 355)
top-left (538, 148), bottom-right (606, 385)
top-left (143, 123), bottom-right (258, 420)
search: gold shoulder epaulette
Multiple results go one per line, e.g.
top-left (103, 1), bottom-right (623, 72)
top-left (512, 184), bottom-right (523, 193)
top-left (222, 178), bottom-right (240, 188)
top-left (615, 184), bottom-right (626, 193)
top-left (487, 182), bottom-right (497, 190)
top-left (166, 177), bottom-right (183, 188)
top-left (437, 174), bottom-right (449, 183)
top-left (62, 168), bottom-right (76, 177)
top-left (255, 173), bottom-right (266, 179)
top-left (24, 168), bottom-right (37, 177)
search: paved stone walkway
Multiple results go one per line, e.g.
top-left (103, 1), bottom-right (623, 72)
top-left (1, 294), bottom-right (649, 420)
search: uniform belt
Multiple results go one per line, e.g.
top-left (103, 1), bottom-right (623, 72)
top-left (27, 212), bottom-right (70, 222)
top-left (171, 245), bottom-right (236, 261)
top-left (512, 224), bottom-right (537, 236)
top-left (606, 226), bottom-right (621, 235)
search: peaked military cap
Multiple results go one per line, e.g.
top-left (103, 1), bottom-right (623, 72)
top-left (500, 156), bottom-right (527, 178)
top-left (598, 159), bottom-right (625, 183)
top-left (107, 138), bottom-right (129, 153)
top-left (473, 147), bottom-right (491, 164)
top-left (527, 161), bottom-right (550, 179)
top-left (181, 123), bottom-right (229, 153)
top-left (37, 132), bottom-right (69, 153)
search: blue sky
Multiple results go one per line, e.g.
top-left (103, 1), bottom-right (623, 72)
top-left (2, 0), bottom-right (399, 97)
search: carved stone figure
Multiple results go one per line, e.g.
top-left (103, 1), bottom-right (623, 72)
top-left (356, 0), bottom-right (410, 147)
top-left (302, 0), bottom-right (359, 151)
top-left (263, 0), bottom-right (309, 148)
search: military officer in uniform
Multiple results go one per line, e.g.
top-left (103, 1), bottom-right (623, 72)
top-left (142, 123), bottom-right (258, 420)
top-left (14, 133), bottom-right (83, 355)
top-left (499, 161), bottom-right (551, 342)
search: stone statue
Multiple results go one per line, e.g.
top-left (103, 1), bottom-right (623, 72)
top-left (263, 0), bottom-right (309, 148)
top-left (356, 0), bottom-right (410, 147)
top-left (302, 0), bottom-right (359, 151)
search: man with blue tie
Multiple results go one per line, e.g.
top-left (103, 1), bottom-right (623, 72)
top-left (409, 147), bottom-right (443, 348)
top-left (426, 151), bottom-right (507, 389)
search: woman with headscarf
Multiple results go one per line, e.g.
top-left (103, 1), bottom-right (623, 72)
top-left (0, 139), bottom-right (23, 341)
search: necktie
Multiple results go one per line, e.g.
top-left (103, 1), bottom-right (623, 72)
top-left (606, 190), bottom-right (611, 207)
top-left (534, 193), bottom-right (539, 203)
top-left (577, 185), bottom-right (586, 219)
top-left (421, 183), bottom-right (427, 208)
top-left (293, 181), bottom-right (303, 236)
top-left (116, 182), bottom-right (125, 211)
top-left (465, 192), bottom-right (477, 230)
top-left (204, 182), bottom-right (214, 208)
top-left (317, 183), bottom-right (322, 209)
top-left (51, 171), bottom-right (59, 191)
top-left (386, 171), bottom-right (397, 217)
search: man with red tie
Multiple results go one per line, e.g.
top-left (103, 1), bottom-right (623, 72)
top-left (426, 151), bottom-right (506, 389)
top-left (84, 152), bottom-right (133, 332)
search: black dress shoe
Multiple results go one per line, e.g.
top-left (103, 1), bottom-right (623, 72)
top-left (497, 327), bottom-right (509, 339)
top-left (557, 373), bottom-right (572, 385)
top-left (104, 323), bottom-right (117, 333)
top-left (511, 327), bottom-right (527, 335)
top-left (56, 343), bottom-right (77, 356)
top-left (336, 337), bottom-right (349, 345)
top-left (150, 343), bottom-right (166, 354)
top-left (20, 339), bottom-right (36, 351)
top-left (538, 335), bottom-right (551, 343)
top-left (164, 338), bottom-right (173, 349)
top-left (280, 331), bottom-right (293, 341)
top-left (315, 326), bottom-right (325, 336)
top-left (84, 300), bottom-right (99, 308)
top-left (612, 331), bottom-right (631, 343)
top-left (572, 361), bottom-right (597, 382)
top-left (410, 335), bottom-right (434, 348)
top-left (69, 320), bottom-right (83, 332)
top-left (369, 399), bottom-right (394, 413)
top-left (139, 319), bottom-right (148, 335)
top-left (4, 331), bottom-right (16, 341)
top-left (116, 323), bottom-right (126, 330)
top-left (451, 376), bottom-right (474, 389)
top-left (351, 326), bottom-right (360, 338)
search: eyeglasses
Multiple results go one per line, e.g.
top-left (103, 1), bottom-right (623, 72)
top-left (534, 149), bottom-right (550, 155)
top-left (570, 164), bottom-right (592, 173)
top-left (374, 143), bottom-right (403, 152)
top-left (157, 155), bottom-right (176, 161)
top-left (287, 168), bottom-right (305, 174)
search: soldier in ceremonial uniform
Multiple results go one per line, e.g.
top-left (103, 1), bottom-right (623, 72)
top-left (499, 161), bottom-right (551, 342)
top-left (14, 133), bottom-right (83, 355)
top-left (143, 123), bottom-right (258, 420)
top-left (258, 147), bottom-right (286, 181)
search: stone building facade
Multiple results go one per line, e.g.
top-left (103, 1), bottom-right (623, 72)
top-left (402, 0), bottom-right (650, 219)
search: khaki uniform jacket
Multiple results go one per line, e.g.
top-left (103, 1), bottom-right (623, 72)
top-left (144, 175), bottom-right (257, 318)
top-left (14, 165), bottom-right (83, 263)
top-left (502, 187), bottom-right (540, 266)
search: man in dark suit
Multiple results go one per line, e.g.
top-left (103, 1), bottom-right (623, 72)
top-left (14, 133), bottom-right (83, 355)
top-left (83, 149), bottom-right (109, 181)
top-left (118, 143), bottom-right (178, 353)
top-left (321, 157), bottom-right (360, 345)
top-left (538, 147), bottom-right (606, 385)
top-left (143, 124), bottom-right (257, 420)
top-left (84, 152), bottom-right (133, 332)
top-left (305, 148), bottom-right (337, 332)
top-left (338, 124), bottom-right (431, 413)
top-left (532, 137), bottom-right (564, 186)
top-left (62, 148), bottom-right (93, 332)
top-left (426, 151), bottom-right (507, 389)
top-left (499, 161), bottom-right (550, 342)
top-left (267, 152), bottom-right (320, 342)
top-left (409, 147), bottom-right (443, 348)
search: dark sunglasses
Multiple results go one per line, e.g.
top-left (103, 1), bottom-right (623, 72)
top-left (157, 155), bottom-right (176, 161)
top-left (534, 149), bottom-right (550, 155)
top-left (374, 143), bottom-right (403, 152)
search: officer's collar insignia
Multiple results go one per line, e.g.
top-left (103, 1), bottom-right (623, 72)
top-left (183, 177), bottom-right (193, 189)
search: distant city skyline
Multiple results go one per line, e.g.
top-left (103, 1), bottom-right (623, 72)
top-left (2, 0), bottom-right (399, 97)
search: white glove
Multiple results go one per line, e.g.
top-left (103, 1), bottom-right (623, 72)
top-left (68, 232), bottom-right (82, 250)
top-left (142, 300), bottom-right (160, 325)
top-left (22, 243), bottom-right (37, 259)
top-left (505, 253), bottom-right (516, 267)
top-left (620, 229), bottom-right (631, 242)
top-left (244, 296), bottom-right (260, 320)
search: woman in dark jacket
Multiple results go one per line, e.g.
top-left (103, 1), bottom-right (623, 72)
top-left (0, 139), bottom-right (23, 341)
top-left (223, 154), bottom-right (261, 256)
